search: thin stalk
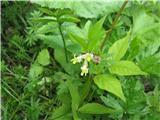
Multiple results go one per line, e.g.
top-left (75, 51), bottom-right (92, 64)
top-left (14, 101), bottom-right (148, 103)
top-left (100, 0), bottom-right (128, 51)
top-left (2, 86), bottom-right (20, 102)
top-left (5, 67), bottom-right (28, 80)
top-left (58, 23), bottom-right (68, 63)
top-left (3, 52), bottom-right (16, 66)
top-left (2, 80), bottom-right (20, 98)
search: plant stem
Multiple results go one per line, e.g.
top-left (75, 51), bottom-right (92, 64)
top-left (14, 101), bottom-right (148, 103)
top-left (58, 23), bottom-right (68, 63)
top-left (2, 86), bottom-right (20, 102)
top-left (100, 0), bottom-right (128, 51)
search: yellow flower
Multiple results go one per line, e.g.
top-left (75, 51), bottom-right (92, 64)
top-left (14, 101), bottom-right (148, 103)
top-left (81, 61), bottom-right (88, 76)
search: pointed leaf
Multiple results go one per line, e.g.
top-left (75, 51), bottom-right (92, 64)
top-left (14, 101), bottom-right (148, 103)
top-left (108, 33), bottom-right (130, 61)
top-left (109, 61), bottom-right (147, 76)
top-left (88, 16), bottom-right (106, 51)
top-left (69, 33), bottom-right (87, 51)
top-left (31, 16), bottom-right (57, 22)
top-left (59, 15), bottom-right (80, 23)
top-left (68, 81), bottom-right (80, 120)
top-left (83, 20), bottom-right (92, 35)
top-left (38, 7), bottom-right (55, 16)
top-left (78, 103), bottom-right (115, 114)
top-left (94, 74), bottom-right (125, 101)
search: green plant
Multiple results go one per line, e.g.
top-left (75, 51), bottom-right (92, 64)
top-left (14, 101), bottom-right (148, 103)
top-left (2, 0), bottom-right (160, 120)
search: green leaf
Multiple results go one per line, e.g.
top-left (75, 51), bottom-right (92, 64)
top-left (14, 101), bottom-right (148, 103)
top-left (87, 16), bottom-right (106, 51)
top-left (37, 34), bottom-right (64, 49)
top-left (139, 53), bottom-right (160, 77)
top-left (100, 96), bottom-right (123, 110)
top-left (38, 7), bottom-right (55, 16)
top-left (109, 61), bottom-right (147, 76)
top-left (94, 74), bottom-right (125, 101)
top-left (54, 48), bottom-right (79, 75)
top-left (29, 63), bottom-right (43, 78)
top-left (78, 103), bottom-right (115, 114)
top-left (146, 85), bottom-right (160, 110)
top-left (83, 21), bottom-right (92, 35)
top-left (52, 104), bottom-right (71, 119)
top-left (69, 33), bottom-right (87, 51)
top-left (54, 8), bottom-right (73, 17)
top-left (31, 16), bottom-right (57, 22)
top-left (127, 37), bottom-right (140, 60)
top-left (132, 10), bottom-right (156, 37)
top-left (108, 33), bottom-right (130, 61)
top-left (80, 78), bottom-right (91, 102)
top-left (32, 0), bottom-right (122, 18)
top-left (53, 113), bottom-right (72, 120)
top-left (68, 81), bottom-right (80, 120)
top-left (36, 22), bottom-right (59, 34)
top-left (37, 49), bottom-right (50, 66)
top-left (58, 15), bottom-right (80, 23)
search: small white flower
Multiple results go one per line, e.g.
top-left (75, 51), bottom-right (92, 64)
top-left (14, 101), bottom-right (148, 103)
top-left (81, 61), bottom-right (89, 76)
top-left (71, 54), bottom-right (83, 64)
top-left (84, 53), bottom-right (94, 62)
top-left (77, 55), bottom-right (83, 62)
top-left (71, 53), bottom-right (101, 76)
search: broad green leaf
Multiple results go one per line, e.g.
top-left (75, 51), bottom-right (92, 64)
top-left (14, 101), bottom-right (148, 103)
top-left (37, 34), bottom-right (64, 49)
top-left (38, 34), bottom-right (81, 53)
top-left (54, 48), bottom-right (71, 73)
top-left (132, 10), bottom-right (156, 37)
top-left (69, 33), bottom-right (87, 51)
top-left (54, 48), bottom-right (79, 75)
top-left (108, 33), bottom-right (130, 61)
top-left (109, 61), bottom-right (147, 76)
top-left (67, 43), bottom-right (81, 54)
top-left (32, 0), bottom-right (122, 18)
top-left (37, 49), bottom-right (50, 66)
top-left (87, 16), bottom-right (106, 51)
top-left (64, 23), bottom-right (84, 37)
top-left (94, 74), bottom-right (125, 101)
top-left (78, 103), bottom-right (115, 114)
top-left (29, 63), bottom-right (43, 78)
top-left (68, 81), bottom-right (80, 120)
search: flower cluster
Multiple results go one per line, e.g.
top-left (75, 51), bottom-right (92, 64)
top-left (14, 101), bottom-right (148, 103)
top-left (71, 53), bottom-right (100, 76)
